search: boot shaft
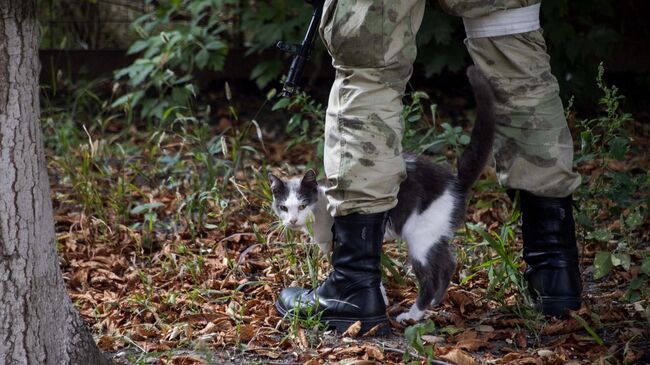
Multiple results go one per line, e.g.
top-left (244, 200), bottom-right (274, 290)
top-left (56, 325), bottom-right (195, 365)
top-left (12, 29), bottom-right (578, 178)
top-left (330, 212), bottom-right (387, 280)
top-left (518, 191), bottom-right (579, 266)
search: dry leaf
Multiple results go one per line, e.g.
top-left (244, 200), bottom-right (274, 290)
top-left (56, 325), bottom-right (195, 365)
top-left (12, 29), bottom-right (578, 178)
top-left (167, 355), bottom-right (206, 365)
top-left (537, 349), bottom-right (555, 357)
top-left (238, 324), bottom-right (255, 342)
top-left (476, 325), bottom-right (494, 332)
top-left (448, 291), bottom-right (474, 314)
top-left (364, 345), bottom-right (384, 361)
top-left (304, 358), bottom-right (323, 365)
top-left (342, 320), bottom-right (362, 337)
top-left (339, 360), bottom-right (376, 365)
top-left (297, 328), bottom-right (308, 348)
top-left (456, 338), bottom-right (491, 351)
top-left (422, 335), bottom-right (444, 344)
top-left (440, 349), bottom-right (476, 365)
top-left (515, 331), bottom-right (527, 348)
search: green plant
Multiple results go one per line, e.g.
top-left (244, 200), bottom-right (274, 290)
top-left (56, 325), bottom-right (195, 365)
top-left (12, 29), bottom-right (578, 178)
top-left (541, 0), bottom-right (619, 104)
top-left (113, 0), bottom-right (229, 123)
top-left (415, 6), bottom-right (467, 76)
top-left (573, 63), bottom-right (649, 319)
top-left (462, 195), bottom-right (537, 319)
top-left (403, 319), bottom-right (436, 364)
top-left (241, 0), bottom-right (322, 88)
top-left (272, 90), bottom-right (327, 170)
top-left (401, 90), bottom-right (471, 162)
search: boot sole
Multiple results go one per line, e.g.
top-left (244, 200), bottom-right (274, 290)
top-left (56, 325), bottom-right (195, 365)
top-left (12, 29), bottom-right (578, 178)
top-left (275, 300), bottom-right (390, 336)
top-left (537, 296), bottom-right (581, 317)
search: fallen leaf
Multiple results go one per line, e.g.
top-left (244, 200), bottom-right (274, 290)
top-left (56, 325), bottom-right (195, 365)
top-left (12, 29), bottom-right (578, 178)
top-left (537, 349), bottom-right (554, 357)
top-left (364, 345), bottom-right (384, 361)
top-left (339, 360), bottom-right (376, 365)
top-left (167, 355), bottom-right (205, 365)
top-left (477, 325), bottom-right (494, 332)
top-left (297, 328), bottom-right (309, 348)
top-left (362, 322), bottom-right (388, 337)
top-left (422, 335), bottom-right (445, 344)
top-left (342, 320), bottom-right (362, 337)
top-left (456, 338), bottom-right (491, 351)
top-left (440, 349), bottom-right (476, 365)
top-left (515, 331), bottom-right (527, 348)
top-left (304, 358), bottom-right (323, 365)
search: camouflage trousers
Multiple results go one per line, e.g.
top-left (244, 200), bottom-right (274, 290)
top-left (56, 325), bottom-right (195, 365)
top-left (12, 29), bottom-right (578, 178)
top-left (320, 0), bottom-right (581, 217)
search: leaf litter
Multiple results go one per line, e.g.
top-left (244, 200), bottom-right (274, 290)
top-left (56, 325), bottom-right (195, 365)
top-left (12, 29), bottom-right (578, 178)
top-left (47, 108), bottom-right (649, 365)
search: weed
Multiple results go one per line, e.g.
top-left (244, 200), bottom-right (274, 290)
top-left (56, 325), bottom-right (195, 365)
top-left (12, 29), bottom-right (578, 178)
top-left (462, 194), bottom-right (538, 322)
top-left (573, 63), bottom-right (649, 315)
top-left (403, 319), bottom-right (436, 364)
top-left (112, 0), bottom-right (228, 124)
top-left (401, 89), bottom-right (470, 161)
top-left (273, 90), bottom-right (326, 171)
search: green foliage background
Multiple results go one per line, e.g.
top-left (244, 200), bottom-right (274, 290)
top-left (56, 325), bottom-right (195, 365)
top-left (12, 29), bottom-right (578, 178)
top-left (40, 0), bottom-right (634, 112)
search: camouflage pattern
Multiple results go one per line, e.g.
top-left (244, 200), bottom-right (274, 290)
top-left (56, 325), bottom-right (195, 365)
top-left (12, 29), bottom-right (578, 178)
top-left (439, 0), bottom-right (539, 18)
top-left (439, 0), bottom-right (581, 197)
top-left (319, 0), bottom-right (580, 216)
top-left (319, 0), bottom-right (425, 216)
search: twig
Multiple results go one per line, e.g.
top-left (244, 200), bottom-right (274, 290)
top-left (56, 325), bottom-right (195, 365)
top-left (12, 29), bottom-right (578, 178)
top-left (218, 232), bottom-right (256, 245)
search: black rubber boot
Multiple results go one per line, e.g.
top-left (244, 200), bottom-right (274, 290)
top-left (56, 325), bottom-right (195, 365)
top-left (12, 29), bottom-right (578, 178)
top-left (517, 190), bottom-right (582, 317)
top-left (275, 212), bottom-right (390, 335)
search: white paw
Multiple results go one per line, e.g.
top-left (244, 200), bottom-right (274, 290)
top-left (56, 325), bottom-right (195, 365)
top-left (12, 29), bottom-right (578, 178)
top-left (380, 282), bottom-right (389, 306)
top-left (396, 304), bottom-right (425, 324)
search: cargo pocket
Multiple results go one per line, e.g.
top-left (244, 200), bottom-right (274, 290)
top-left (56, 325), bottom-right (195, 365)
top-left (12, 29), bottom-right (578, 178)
top-left (320, 0), bottom-right (386, 68)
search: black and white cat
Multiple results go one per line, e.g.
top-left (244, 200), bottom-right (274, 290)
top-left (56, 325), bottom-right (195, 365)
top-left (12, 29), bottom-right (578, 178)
top-left (268, 67), bottom-right (496, 323)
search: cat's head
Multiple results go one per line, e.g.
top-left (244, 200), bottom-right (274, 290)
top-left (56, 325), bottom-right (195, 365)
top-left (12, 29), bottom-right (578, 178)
top-left (268, 169), bottom-right (319, 230)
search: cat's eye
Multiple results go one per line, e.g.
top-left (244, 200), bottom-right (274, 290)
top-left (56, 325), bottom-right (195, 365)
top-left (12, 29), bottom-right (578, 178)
top-left (280, 205), bottom-right (288, 212)
top-left (298, 205), bottom-right (306, 210)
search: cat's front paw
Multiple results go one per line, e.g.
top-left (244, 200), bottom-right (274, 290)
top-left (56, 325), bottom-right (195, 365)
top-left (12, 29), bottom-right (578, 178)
top-left (396, 304), bottom-right (425, 324)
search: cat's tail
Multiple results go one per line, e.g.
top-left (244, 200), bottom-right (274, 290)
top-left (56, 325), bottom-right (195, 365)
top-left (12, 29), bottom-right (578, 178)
top-left (456, 66), bottom-right (497, 193)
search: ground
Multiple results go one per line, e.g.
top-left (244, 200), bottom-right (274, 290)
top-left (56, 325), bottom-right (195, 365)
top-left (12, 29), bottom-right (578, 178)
top-left (45, 79), bottom-right (650, 365)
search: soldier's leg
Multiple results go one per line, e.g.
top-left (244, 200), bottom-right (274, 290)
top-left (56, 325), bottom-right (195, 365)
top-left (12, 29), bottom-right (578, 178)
top-left (440, 0), bottom-right (582, 316)
top-left (320, 0), bottom-right (425, 217)
top-left (276, 0), bottom-right (426, 334)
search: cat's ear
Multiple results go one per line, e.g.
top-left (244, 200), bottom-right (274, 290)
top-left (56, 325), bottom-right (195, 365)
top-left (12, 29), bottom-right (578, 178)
top-left (301, 169), bottom-right (318, 190)
top-left (268, 173), bottom-right (286, 195)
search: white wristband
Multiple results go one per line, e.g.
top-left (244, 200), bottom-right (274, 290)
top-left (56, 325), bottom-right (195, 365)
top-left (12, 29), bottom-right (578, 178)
top-left (463, 3), bottom-right (541, 39)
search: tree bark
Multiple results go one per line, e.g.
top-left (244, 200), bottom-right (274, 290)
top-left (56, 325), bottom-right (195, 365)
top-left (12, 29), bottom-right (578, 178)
top-left (0, 1), bottom-right (111, 364)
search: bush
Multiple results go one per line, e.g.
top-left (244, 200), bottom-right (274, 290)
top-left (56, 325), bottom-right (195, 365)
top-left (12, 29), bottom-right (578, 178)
top-left (113, 0), bottom-right (229, 123)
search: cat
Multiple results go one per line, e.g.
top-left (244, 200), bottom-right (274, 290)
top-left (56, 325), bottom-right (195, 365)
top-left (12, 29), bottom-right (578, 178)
top-left (268, 66), bottom-right (496, 323)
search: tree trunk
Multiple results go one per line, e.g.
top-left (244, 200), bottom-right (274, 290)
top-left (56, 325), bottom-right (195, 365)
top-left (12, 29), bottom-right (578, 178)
top-left (0, 1), bottom-right (111, 364)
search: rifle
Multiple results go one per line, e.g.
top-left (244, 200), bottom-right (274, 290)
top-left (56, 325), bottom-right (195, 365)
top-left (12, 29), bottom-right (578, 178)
top-left (276, 0), bottom-right (324, 98)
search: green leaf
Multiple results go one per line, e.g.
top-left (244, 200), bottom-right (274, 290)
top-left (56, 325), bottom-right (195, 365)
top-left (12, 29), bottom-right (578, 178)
top-left (625, 210), bottom-right (643, 230)
top-left (195, 48), bottom-right (210, 69)
top-left (272, 98), bottom-right (290, 111)
top-left (459, 134), bottom-right (471, 145)
top-left (580, 130), bottom-right (592, 154)
top-left (629, 276), bottom-right (645, 290)
top-left (475, 199), bottom-right (491, 209)
top-left (407, 114), bottom-right (421, 123)
top-left (420, 319), bottom-right (436, 333)
top-left (131, 202), bottom-right (165, 215)
top-left (570, 313), bottom-right (604, 345)
top-left (205, 40), bottom-right (227, 50)
top-left (575, 212), bottom-right (594, 228)
top-left (587, 228), bottom-right (613, 242)
top-left (608, 136), bottom-right (629, 161)
top-left (593, 251), bottom-right (613, 279)
top-left (611, 253), bottom-right (631, 271)
top-left (127, 40), bottom-right (150, 55)
top-left (640, 256), bottom-right (650, 275)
